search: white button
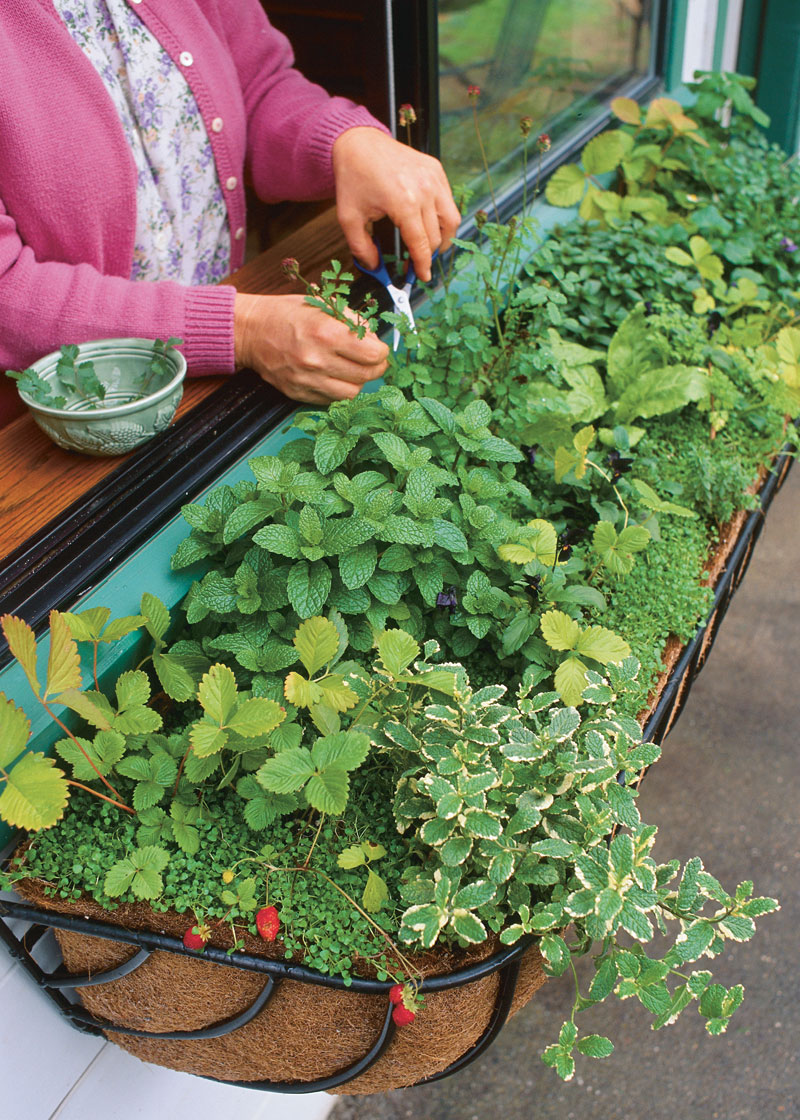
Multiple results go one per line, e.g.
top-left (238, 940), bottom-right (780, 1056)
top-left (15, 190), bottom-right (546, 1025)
top-left (130, 0), bottom-right (142, 5)
top-left (154, 229), bottom-right (170, 251)
top-left (179, 51), bottom-right (193, 67)
top-left (225, 176), bottom-right (238, 191)
top-left (234, 227), bottom-right (245, 241)
top-left (211, 117), bottom-right (223, 133)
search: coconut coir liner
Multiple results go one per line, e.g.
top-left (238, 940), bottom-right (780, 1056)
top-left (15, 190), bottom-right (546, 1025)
top-left (15, 878), bottom-right (546, 1094)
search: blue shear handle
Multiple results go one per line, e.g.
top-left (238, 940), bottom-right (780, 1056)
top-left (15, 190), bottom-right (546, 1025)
top-left (352, 239), bottom-right (393, 287)
top-left (404, 247), bottom-right (439, 289)
top-left (353, 239), bottom-right (439, 290)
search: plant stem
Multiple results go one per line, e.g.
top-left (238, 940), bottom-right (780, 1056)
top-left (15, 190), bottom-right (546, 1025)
top-left (40, 697), bottom-right (129, 805)
top-left (472, 104), bottom-right (499, 222)
top-left (302, 813), bottom-right (325, 869)
top-left (173, 742), bottom-right (193, 797)
top-left (66, 780), bottom-right (135, 815)
top-left (291, 863), bottom-right (422, 981)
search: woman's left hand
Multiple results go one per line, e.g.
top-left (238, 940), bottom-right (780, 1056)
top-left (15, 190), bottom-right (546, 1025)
top-left (332, 127), bottom-right (461, 282)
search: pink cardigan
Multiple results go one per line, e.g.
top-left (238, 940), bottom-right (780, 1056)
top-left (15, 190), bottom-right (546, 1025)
top-left (0, 0), bottom-right (388, 425)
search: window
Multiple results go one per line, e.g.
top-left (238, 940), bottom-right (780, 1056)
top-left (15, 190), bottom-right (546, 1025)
top-left (433, 0), bottom-right (665, 216)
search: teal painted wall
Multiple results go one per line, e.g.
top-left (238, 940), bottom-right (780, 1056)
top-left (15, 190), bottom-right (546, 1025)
top-left (665, 0), bottom-right (691, 91)
top-left (753, 0), bottom-right (800, 153)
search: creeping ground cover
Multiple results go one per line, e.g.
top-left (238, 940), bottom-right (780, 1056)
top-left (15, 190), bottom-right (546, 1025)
top-left (0, 73), bottom-right (793, 1081)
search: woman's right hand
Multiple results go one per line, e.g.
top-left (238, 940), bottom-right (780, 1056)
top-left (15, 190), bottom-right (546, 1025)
top-left (233, 292), bottom-right (388, 404)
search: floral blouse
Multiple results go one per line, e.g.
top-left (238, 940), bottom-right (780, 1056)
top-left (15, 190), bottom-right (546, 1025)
top-left (54, 0), bottom-right (230, 285)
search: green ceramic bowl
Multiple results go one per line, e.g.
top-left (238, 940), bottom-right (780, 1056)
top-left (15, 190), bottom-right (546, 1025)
top-left (18, 338), bottom-right (186, 456)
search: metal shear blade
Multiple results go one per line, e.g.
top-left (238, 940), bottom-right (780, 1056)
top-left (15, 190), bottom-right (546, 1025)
top-left (353, 239), bottom-right (434, 350)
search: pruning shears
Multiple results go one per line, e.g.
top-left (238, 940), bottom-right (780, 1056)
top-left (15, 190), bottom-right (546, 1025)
top-left (353, 238), bottom-right (438, 350)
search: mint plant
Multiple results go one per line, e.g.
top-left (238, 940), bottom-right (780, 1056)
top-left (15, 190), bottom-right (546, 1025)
top-left (174, 385), bottom-right (598, 689)
top-left (388, 657), bottom-right (777, 1074)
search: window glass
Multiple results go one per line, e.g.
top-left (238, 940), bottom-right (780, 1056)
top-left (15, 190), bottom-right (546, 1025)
top-left (438, 0), bottom-right (658, 205)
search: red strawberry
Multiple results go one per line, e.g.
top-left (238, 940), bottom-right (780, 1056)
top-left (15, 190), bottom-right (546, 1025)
top-left (389, 983), bottom-right (405, 1005)
top-left (255, 905), bottom-right (280, 942)
top-left (183, 923), bottom-right (211, 951)
top-left (392, 1004), bottom-right (416, 1027)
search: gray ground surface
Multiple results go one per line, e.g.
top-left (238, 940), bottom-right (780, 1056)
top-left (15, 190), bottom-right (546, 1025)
top-left (331, 468), bottom-right (800, 1120)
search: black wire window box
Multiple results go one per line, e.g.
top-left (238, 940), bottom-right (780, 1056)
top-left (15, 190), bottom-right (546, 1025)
top-left (0, 447), bottom-right (793, 1095)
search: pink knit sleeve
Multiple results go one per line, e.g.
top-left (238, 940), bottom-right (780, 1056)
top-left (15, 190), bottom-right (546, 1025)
top-left (0, 201), bottom-right (236, 379)
top-left (216, 0), bottom-right (391, 203)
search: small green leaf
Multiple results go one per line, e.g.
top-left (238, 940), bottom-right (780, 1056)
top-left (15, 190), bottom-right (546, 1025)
top-left (45, 612), bottom-right (82, 698)
top-left (545, 162), bottom-right (586, 208)
top-left (0, 695), bottom-right (32, 768)
top-left (362, 868), bottom-right (389, 912)
top-left (198, 664), bottom-right (238, 725)
top-left (311, 730), bottom-right (371, 771)
top-left (227, 697), bottom-right (285, 738)
top-left (541, 610), bottom-right (581, 652)
top-left (257, 747), bottom-right (316, 793)
top-left (378, 629), bottom-right (420, 677)
top-left (305, 765), bottom-right (350, 814)
top-left (575, 626), bottom-right (631, 665)
top-left (337, 844), bottom-right (367, 869)
top-left (451, 910), bottom-right (487, 943)
top-left (115, 670), bottom-right (150, 712)
top-left (152, 653), bottom-right (196, 702)
top-left (582, 131), bottom-right (625, 175)
top-left (554, 658), bottom-right (589, 706)
top-left (0, 752), bottom-right (68, 831)
top-left (189, 721), bottom-right (228, 758)
top-left (287, 561), bottom-right (332, 619)
top-left (576, 1034), bottom-right (614, 1059)
top-left (293, 616), bottom-right (340, 675)
top-left (141, 593), bottom-right (170, 643)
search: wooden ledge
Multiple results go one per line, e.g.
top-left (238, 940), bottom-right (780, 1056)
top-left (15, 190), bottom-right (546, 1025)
top-left (0, 207), bottom-right (347, 560)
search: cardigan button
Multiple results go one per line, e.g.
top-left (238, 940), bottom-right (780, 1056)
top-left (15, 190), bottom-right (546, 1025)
top-left (211, 117), bottom-right (224, 133)
top-left (226, 176), bottom-right (238, 191)
top-left (234, 227), bottom-right (245, 241)
top-left (179, 51), bottom-right (194, 67)
top-left (130, 0), bottom-right (143, 5)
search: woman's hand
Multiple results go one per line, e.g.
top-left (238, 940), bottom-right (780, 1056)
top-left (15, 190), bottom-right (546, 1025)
top-left (234, 292), bottom-right (388, 404)
top-left (332, 127), bottom-right (461, 282)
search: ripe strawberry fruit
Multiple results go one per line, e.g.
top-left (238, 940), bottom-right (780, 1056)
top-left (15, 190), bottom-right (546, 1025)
top-left (392, 1004), bottom-right (416, 1027)
top-left (389, 983), bottom-right (405, 1005)
top-left (183, 923), bottom-right (211, 951)
top-left (255, 905), bottom-right (280, 942)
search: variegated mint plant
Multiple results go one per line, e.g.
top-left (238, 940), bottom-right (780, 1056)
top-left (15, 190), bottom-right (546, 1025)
top-left (388, 657), bottom-right (778, 1079)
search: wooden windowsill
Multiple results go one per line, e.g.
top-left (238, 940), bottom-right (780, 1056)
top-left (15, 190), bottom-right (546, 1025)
top-left (0, 206), bottom-right (348, 561)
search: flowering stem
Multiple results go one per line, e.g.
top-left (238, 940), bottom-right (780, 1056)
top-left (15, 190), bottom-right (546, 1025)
top-left (471, 103), bottom-right (500, 222)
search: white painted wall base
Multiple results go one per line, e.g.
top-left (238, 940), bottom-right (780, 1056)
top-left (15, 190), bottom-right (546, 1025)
top-left (682, 0), bottom-right (720, 82)
top-left (2, 951), bottom-right (334, 1120)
